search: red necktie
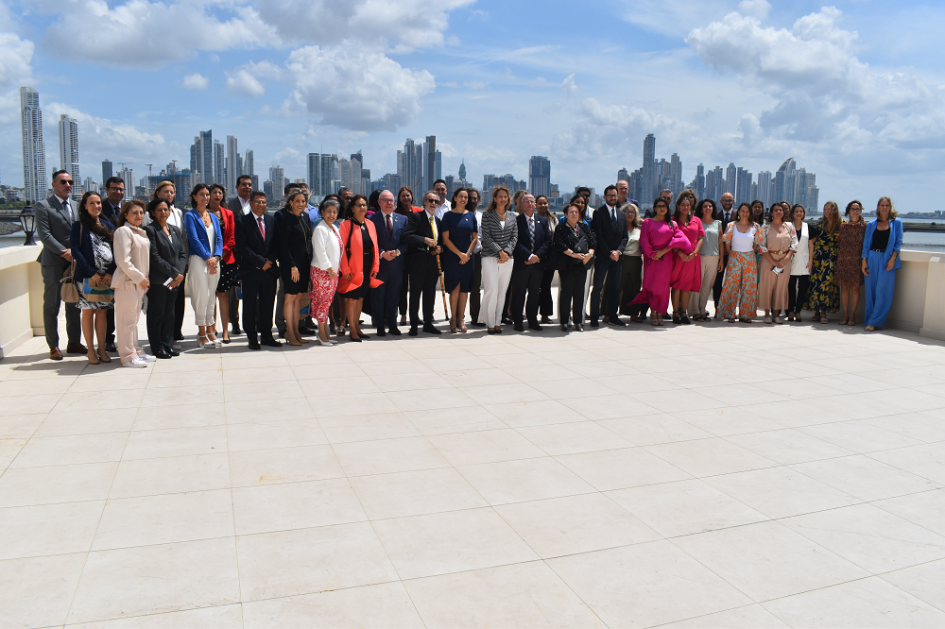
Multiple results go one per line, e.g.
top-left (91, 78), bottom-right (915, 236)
top-left (386, 214), bottom-right (393, 237)
top-left (258, 216), bottom-right (265, 240)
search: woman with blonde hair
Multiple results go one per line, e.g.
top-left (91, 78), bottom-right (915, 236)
top-left (478, 186), bottom-right (518, 333)
top-left (807, 200), bottom-right (842, 323)
top-left (861, 197), bottom-right (903, 331)
top-left (618, 203), bottom-right (646, 321)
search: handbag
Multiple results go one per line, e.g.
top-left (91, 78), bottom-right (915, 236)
top-left (82, 278), bottom-right (115, 302)
top-left (61, 259), bottom-right (79, 303)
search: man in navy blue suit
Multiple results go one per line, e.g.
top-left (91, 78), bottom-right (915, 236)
top-left (510, 193), bottom-right (551, 331)
top-left (235, 191), bottom-right (281, 350)
top-left (590, 185), bottom-right (628, 327)
top-left (369, 190), bottom-right (408, 336)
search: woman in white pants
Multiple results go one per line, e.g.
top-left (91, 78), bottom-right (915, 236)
top-left (690, 199), bottom-right (723, 320)
top-left (111, 200), bottom-right (153, 368)
top-left (184, 184), bottom-right (224, 348)
top-left (478, 186), bottom-right (518, 334)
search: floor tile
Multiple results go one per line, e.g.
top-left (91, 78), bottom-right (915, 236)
top-left (409, 406), bottom-right (508, 435)
top-left (92, 489), bottom-right (234, 551)
top-left (67, 538), bottom-right (240, 625)
top-left (226, 417), bottom-right (328, 451)
top-left (864, 412), bottom-right (945, 444)
top-left (647, 438), bottom-right (777, 477)
top-left (482, 399), bottom-right (586, 427)
top-left (34, 408), bottom-right (137, 437)
top-left (607, 479), bottom-right (767, 537)
top-left (704, 466), bottom-right (859, 519)
top-left (559, 393), bottom-right (661, 420)
top-left (548, 540), bottom-right (752, 628)
top-left (109, 453), bottom-right (229, 499)
top-left (228, 444), bottom-right (344, 487)
top-left (243, 582), bottom-right (424, 629)
top-left (881, 559), bottom-right (945, 612)
top-left (800, 419), bottom-right (926, 453)
top-left (319, 412), bottom-right (420, 443)
top-left (517, 421), bottom-right (633, 455)
top-left (781, 503), bottom-right (945, 574)
top-left (0, 462), bottom-right (117, 507)
top-left (236, 522), bottom-right (398, 601)
top-left (557, 446), bottom-right (692, 491)
top-left (9, 431), bottom-right (128, 468)
top-left (457, 457), bottom-right (595, 505)
top-left (122, 425), bottom-right (228, 460)
top-left (595, 413), bottom-right (711, 446)
top-left (372, 507), bottom-right (538, 579)
top-left (386, 388), bottom-right (477, 412)
top-left (66, 604), bottom-right (244, 628)
top-left (232, 478), bottom-right (366, 535)
top-left (428, 428), bottom-right (545, 466)
top-left (674, 520), bottom-right (869, 602)
top-left (495, 493), bottom-right (660, 558)
top-left (763, 576), bottom-right (945, 628)
top-left (792, 454), bottom-right (939, 501)
top-left (331, 436), bottom-right (449, 477)
top-left (875, 489), bottom-right (945, 536)
top-left (661, 604), bottom-right (790, 628)
top-left (726, 428), bottom-right (853, 465)
top-left (405, 562), bottom-right (602, 628)
top-left (52, 390), bottom-right (144, 413)
top-left (870, 442), bottom-right (945, 484)
top-left (349, 467), bottom-right (488, 519)
top-left (0, 553), bottom-right (86, 629)
top-left (629, 389), bottom-right (726, 414)
top-left (0, 501), bottom-right (103, 560)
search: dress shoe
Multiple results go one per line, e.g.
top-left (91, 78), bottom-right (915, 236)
top-left (50, 347), bottom-right (63, 361)
top-left (608, 317), bottom-right (627, 327)
top-left (169, 348), bottom-right (180, 356)
top-left (487, 328), bottom-right (496, 335)
top-left (513, 322), bottom-right (525, 332)
top-left (231, 325), bottom-right (242, 335)
top-left (423, 324), bottom-right (442, 335)
top-left (155, 350), bottom-right (172, 360)
top-left (561, 324), bottom-right (569, 332)
top-left (541, 316), bottom-right (553, 324)
top-left (261, 338), bottom-right (282, 348)
top-left (105, 341), bottom-right (118, 352)
top-left (66, 343), bottom-right (88, 354)
top-left (589, 320), bottom-right (600, 328)
top-left (248, 343), bottom-right (261, 351)
top-left (576, 323), bottom-right (585, 332)
top-left (528, 322), bottom-right (543, 331)
top-left (501, 316), bottom-right (513, 325)
top-left (175, 333), bottom-right (185, 341)
top-left (389, 326), bottom-right (402, 336)
top-left (408, 327), bottom-right (419, 337)
top-left (376, 327), bottom-right (387, 337)
top-left (349, 334), bottom-right (362, 343)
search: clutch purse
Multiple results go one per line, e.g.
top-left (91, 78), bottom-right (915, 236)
top-left (82, 278), bottom-right (115, 303)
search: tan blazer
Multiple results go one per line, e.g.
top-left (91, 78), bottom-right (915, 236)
top-left (111, 225), bottom-right (151, 289)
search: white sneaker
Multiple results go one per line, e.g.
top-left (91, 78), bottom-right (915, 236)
top-left (139, 354), bottom-right (157, 363)
top-left (122, 358), bottom-right (148, 368)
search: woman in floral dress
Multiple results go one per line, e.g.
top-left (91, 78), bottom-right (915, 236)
top-left (807, 201), bottom-right (842, 323)
top-left (837, 200), bottom-right (867, 326)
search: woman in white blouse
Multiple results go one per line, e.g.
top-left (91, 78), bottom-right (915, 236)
top-left (787, 203), bottom-right (819, 321)
top-left (310, 200), bottom-right (342, 346)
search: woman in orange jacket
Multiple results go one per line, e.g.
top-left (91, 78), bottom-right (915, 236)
top-left (338, 194), bottom-right (382, 342)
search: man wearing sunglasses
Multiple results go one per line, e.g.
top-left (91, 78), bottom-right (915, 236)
top-left (403, 192), bottom-right (444, 335)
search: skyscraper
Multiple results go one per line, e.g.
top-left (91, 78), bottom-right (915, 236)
top-left (58, 114), bottom-right (80, 198)
top-left (213, 140), bottom-right (224, 187)
top-left (102, 160), bottom-right (113, 183)
top-left (736, 167), bottom-right (752, 205)
top-left (190, 130), bottom-right (213, 184)
top-left (119, 167), bottom-right (134, 200)
top-left (20, 87), bottom-right (47, 203)
top-left (269, 166), bottom-right (285, 201)
top-left (669, 153), bottom-right (682, 196)
top-left (756, 171), bottom-right (772, 208)
top-left (307, 153), bottom-right (335, 197)
top-left (528, 156), bottom-right (551, 197)
top-left (641, 134), bottom-right (655, 209)
top-left (425, 135), bottom-right (437, 194)
top-left (724, 163), bottom-right (737, 197)
top-left (226, 135), bottom-right (239, 194)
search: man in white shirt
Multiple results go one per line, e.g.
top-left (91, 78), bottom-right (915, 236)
top-left (433, 179), bottom-right (450, 221)
top-left (226, 174), bottom-right (255, 334)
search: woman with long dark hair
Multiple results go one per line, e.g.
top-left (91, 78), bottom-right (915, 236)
top-left (690, 198), bottom-right (721, 321)
top-left (144, 197), bottom-right (186, 359)
top-left (787, 204), bottom-right (819, 321)
top-left (153, 181), bottom-right (187, 347)
top-left (718, 203), bottom-right (764, 323)
top-left (278, 189), bottom-right (314, 346)
top-left (808, 200), bottom-right (842, 323)
top-left (553, 203), bottom-right (596, 331)
top-left (479, 186), bottom-right (518, 333)
top-left (338, 194), bottom-right (381, 342)
top-left (441, 188), bottom-right (478, 333)
top-left (207, 183), bottom-right (237, 342)
top-left (184, 184), bottom-right (223, 348)
top-left (628, 198), bottom-right (692, 326)
top-left (757, 203), bottom-right (798, 324)
top-left (70, 191), bottom-right (116, 364)
top-left (669, 193), bottom-right (704, 324)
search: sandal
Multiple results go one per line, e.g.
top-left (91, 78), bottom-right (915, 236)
top-left (864, 325), bottom-right (875, 332)
top-left (727, 318), bottom-right (736, 323)
top-left (650, 313), bottom-right (659, 327)
top-left (820, 316), bottom-right (828, 324)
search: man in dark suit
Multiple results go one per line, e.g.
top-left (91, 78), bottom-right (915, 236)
top-left (226, 175), bottom-right (254, 335)
top-left (35, 170), bottom-right (85, 360)
top-left (235, 190), bottom-right (280, 349)
top-left (713, 192), bottom-right (736, 316)
top-left (403, 191), bottom-right (444, 336)
top-left (510, 193), bottom-right (551, 331)
top-left (369, 190), bottom-right (408, 336)
top-left (100, 176), bottom-right (126, 352)
top-left (590, 185), bottom-right (629, 327)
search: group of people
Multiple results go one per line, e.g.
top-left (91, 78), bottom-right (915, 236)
top-left (33, 167), bottom-right (904, 366)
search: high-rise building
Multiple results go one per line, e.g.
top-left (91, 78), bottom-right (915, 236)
top-left (307, 153), bottom-right (335, 197)
top-left (528, 156), bottom-right (551, 198)
top-left (736, 167), bottom-right (752, 205)
top-left (425, 136), bottom-right (437, 195)
top-left (690, 163), bottom-right (705, 201)
top-left (119, 167), bottom-right (135, 200)
top-left (213, 140), bottom-right (224, 187)
top-left (774, 157), bottom-right (796, 203)
top-left (669, 153), bottom-right (682, 196)
top-left (102, 160), bottom-right (113, 183)
top-left (269, 166), bottom-right (286, 201)
top-left (83, 177), bottom-right (97, 195)
top-left (617, 168), bottom-right (630, 185)
top-left (226, 135), bottom-right (239, 194)
top-left (58, 114), bottom-right (81, 198)
top-left (724, 163), bottom-right (737, 197)
top-left (641, 134), bottom-right (655, 209)
top-left (756, 171), bottom-right (772, 208)
top-left (190, 130), bottom-right (213, 184)
top-left (20, 87), bottom-right (47, 203)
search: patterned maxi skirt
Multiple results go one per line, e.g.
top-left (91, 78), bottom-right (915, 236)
top-left (717, 251), bottom-right (758, 319)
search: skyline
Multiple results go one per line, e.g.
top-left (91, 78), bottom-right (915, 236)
top-left (1, 1), bottom-right (942, 211)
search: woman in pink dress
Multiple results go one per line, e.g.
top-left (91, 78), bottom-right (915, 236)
top-left (669, 194), bottom-right (705, 324)
top-left (629, 197), bottom-right (693, 326)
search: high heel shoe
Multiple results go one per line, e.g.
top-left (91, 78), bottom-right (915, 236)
top-left (198, 335), bottom-right (211, 348)
top-left (349, 334), bottom-right (362, 343)
top-left (98, 346), bottom-right (112, 363)
top-left (87, 351), bottom-right (100, 365)
top-left (315, 337), bottom-right (332, 346)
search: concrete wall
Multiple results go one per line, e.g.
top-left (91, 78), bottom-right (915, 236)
top-left (0, 245), bottom-right (44, 358)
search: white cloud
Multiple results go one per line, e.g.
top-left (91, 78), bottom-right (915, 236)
top-left (737, 0), bottom-right (769, 20)
top-left (41, 0), bottom-right (276, 69)
top-left (182, 73), bottom-right (209, 90)
top-left (561, 73), bottom-right (578, 97)
top-left (281, 45), bottom-right (435, 130)
top-left (224, 61), bottom-right (281, 98)
top-left (257, 0), bottom-right (474, 51)
top-left (618, 0), bottom-right (736, 38)
top-left (45, 102), bottom-right (168, 163)
top-left (0, 32), bottom-right (34, 90)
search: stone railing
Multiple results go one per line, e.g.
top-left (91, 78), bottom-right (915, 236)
top-left (2, 244), bottom-right (944, 358)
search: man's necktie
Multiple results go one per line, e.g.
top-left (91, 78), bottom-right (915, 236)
top-left (258, 216), bottom-right (265, 240)
top-left (387, 214), bottom-right (393, 238)
top-left (528, 217), bottom-right (535, 251)
top-left (429, 215), bottom-right (437, 242)
top-left (64, 199), bottom-right (72, 221)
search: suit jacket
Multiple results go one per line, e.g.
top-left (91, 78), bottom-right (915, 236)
top-left (338, 218), bottom-right (382, 293)
top-left (227, 196), bottom-right (250, 217)
top-left (717, 209), bottom-right (738, 241)
top-left (513, 213), bottom-right (551, 267)
top-left (101, 199), bottom-right (121, 227)
top-left (402, 210), bottom-right (444, 271)
top-left (144, 223), bottom-right (187, 286)
top-left (70, 220), bottom-right (117, 282)
top-left (592, 204), bottom-right (629, 255)
top-left (369, 210), bottom-right (408, 281)
top-left (35, 195), bottom-right (75, 266)
top-left (862, 218), bottom-right (903, 270)
top-left (236, 212), bottom-right (278, 277)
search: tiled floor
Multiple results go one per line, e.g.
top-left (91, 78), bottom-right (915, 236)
top-left (2, 302), bottom-right (945, 628)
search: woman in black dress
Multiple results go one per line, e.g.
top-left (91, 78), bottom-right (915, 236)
top-left (278, 190), bottom-right (313, 346)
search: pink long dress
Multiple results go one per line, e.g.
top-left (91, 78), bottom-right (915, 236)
top-left (629, 219), bottom-right (693, 313)
top-left (669, 218), bottom-right (705, 291)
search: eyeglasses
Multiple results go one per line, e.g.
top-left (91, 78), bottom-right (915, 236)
top-left (425, 199), bottom-right (437, 204)
top-left (380, 198), bottom-right (394, 204)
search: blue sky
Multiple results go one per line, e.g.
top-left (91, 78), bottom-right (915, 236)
top-left (1, 0), bottom-right (943, 210)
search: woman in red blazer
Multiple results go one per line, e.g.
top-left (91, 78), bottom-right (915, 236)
top-left (338, 195), bottom-right (382, 342)
top-left (208, 184), bottom-right (237, 342)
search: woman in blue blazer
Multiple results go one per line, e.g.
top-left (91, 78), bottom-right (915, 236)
top-left (70, 191), bottom-right (117, 364)
top-left (183, 184), bottom-right (224, 347)
top-left (860, 196), bottom-right (903, 331)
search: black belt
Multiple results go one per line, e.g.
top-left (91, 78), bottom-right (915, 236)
top-left (870, 249), bottom-right (886, 253)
